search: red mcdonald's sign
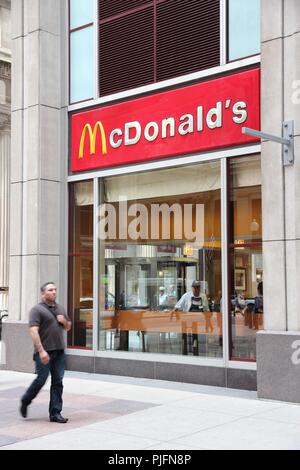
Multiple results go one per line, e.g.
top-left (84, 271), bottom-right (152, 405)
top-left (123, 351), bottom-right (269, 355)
top-left (71, 68), bottom-right (260, 173)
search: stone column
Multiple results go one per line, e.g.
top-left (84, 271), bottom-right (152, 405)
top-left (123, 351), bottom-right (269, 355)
top-left (2, 0), bottom-right (68, 371)
top-left (257, 0), bottom-right (300, 402)
top-left (0, 110), bottom-right (10, 311)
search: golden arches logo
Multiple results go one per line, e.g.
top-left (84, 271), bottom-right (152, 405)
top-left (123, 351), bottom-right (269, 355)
top-left (79, 122), bottom-right (108, 159)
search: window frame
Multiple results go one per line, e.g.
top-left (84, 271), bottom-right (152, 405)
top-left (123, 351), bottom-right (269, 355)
top-left (227, 155), bottom-right (263, 362)
top-left (69, 0), bottom-right (97, 104)
top-left (68, 180), bottom-right (94, 350)
top-left (67, 145), bottom-right (261, 371)
top-left (226, 0), bottom-right (261, 64)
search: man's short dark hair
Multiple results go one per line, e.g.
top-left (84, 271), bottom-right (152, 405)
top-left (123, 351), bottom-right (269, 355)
top-left (41, 282), bottom-right (56, 293)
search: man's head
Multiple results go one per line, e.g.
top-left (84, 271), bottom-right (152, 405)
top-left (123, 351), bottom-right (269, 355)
top-left (192, 280), bottom-right (201, 296)
top-left (41, 282), bottom-right (57, 304)
top-left (159, 287), bottom-right (165, 295)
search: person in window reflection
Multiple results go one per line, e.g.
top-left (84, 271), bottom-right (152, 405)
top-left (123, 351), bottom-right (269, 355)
top-left (118, 290), bottom-right (126, 309)
top-left (174, 280), bottom-right (210, 355)
top-left (253, 281), bottom-right (263, 330)
top-left (233, 290), bottom-right (246, 314)
top-left (214, 290), bottom-right (223, 346)
top-left (175, 281), bottom-right (209, 312)
top-left (241, 282), bottom-right (263, 330)
top-left (166, 285), bottom-right (177, 309)
top-left (168, 285), bottom-right (177, 298)
top-left (158, 286), bottom-right (168, 310)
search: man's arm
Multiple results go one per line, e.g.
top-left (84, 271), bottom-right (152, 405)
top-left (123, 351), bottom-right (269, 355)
top-left (29, 326), bottom-right (49, 364)
top-left (174, 293), bottom-right (186, 311)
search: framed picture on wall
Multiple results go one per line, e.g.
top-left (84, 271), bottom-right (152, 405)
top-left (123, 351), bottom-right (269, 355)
top-left (235, 268), bottom-right (246, 291)
top-left (235, 256), bottom-right (244, 268)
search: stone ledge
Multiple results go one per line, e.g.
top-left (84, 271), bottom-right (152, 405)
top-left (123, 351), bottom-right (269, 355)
top-left (257, 330), bottom-right (300, 403)
top-left (1, 321), bottom-right (34, 373)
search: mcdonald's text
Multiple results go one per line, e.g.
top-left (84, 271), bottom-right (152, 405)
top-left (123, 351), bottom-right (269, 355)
top-left (71, 68), bottom-right (260, 172)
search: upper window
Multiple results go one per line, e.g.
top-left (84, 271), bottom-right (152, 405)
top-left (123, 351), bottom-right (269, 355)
top-left (228, 0), bottom-right (260, 61)
top-left (99, 0), bottom-right (220, 97)
top-left (70, 0), bottom-right (94, 30)
top-left (69, 0), bottom-right (95, 103)
top-left (69, 0), bottom-right (261, 104)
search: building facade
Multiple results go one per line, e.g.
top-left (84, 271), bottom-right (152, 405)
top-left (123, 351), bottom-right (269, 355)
top-left (2, 0), bottom-right (300, 403)
top-left (0, 0), bottom-right (11, 313)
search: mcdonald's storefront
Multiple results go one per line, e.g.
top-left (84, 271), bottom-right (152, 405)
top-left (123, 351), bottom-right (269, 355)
top-left (66, 66), bottom-right (263, 390)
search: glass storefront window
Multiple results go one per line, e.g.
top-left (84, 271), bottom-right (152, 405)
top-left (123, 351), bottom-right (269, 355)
top-left (98, 162), bottom-right (223, 358)
top-left (67, 155), bottom-right (263, 363)
top-left (70, 26), bottom-right (94, 103)
top-left (228, 0), bottom-right (260, 61)
top-left (229, 156), bottom-right (263, 361)
top-left (68, 181), bottom-right (94, 349)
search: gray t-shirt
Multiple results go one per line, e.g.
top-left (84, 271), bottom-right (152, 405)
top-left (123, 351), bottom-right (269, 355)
top-left (29, 302), bottom-right (69, 352)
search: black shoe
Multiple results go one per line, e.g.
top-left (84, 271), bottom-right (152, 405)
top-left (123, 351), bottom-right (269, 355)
top-left (49, 414), bottom-right (68, 423)
top-left (19, 401), bottom-right (28, 418)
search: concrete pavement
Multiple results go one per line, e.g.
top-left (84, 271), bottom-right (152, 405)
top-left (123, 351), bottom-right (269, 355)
top-left (0, 370), bottom-right (300, 450)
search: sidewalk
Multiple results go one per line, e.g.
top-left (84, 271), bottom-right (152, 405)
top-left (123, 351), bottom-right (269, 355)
top-left (0, 370), bottom-right (300, 450)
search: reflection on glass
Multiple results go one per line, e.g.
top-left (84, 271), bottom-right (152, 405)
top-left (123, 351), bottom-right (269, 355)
top-left (70, 27), bottom-right (94, 103)
top-left (98, 162), bottom-right (223, 358)
top-left (70, 0), bottom-right (94, 30)
top-left (229, 156), bottom-right (263, 361)
top-left (228, 0), bottom-right (260, 61)
top-left (68, 181), bottom-right (94, 349)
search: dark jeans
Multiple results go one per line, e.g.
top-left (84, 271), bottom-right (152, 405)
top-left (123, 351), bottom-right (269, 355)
top-left (21, 350), bottom-right (65, 417)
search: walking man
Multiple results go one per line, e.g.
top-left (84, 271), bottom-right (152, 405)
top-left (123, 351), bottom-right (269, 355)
top-left (20, 282), bottom-right (71, 423)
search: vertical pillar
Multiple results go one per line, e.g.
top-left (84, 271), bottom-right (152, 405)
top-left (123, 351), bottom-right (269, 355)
top-left (0, 112), bottom-right (10, 311)
top-left (2, 0), bottom-right (68, 372)
top-left (257, 0), bottom-right (300, 402)
top-left (0, 1), bottom-right (11, 312)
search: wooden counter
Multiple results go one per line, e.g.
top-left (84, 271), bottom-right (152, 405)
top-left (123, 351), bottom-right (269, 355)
top-left (100, 309), bottom-right (223, 335)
